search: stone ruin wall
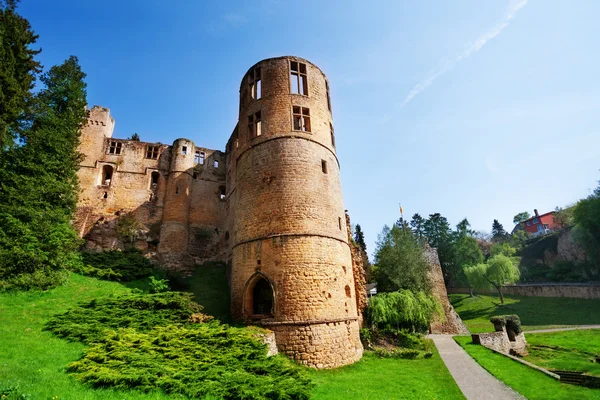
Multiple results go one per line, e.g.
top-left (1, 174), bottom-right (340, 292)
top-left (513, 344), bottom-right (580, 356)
top-left (425, 246), bottom-right (470, 335)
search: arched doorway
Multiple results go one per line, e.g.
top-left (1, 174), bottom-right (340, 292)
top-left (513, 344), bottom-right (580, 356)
top-left (245, 274), bottom-right (275, 318)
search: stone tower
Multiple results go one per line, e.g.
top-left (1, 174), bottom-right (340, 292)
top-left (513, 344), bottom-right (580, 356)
top-left (225, 56), bottom-right (363, 368)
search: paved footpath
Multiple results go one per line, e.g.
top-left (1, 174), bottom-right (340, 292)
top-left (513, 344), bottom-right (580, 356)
top-left (429, 335), bottom-right (525, 400)
top-left (526, 324), bottom-right (600, 334)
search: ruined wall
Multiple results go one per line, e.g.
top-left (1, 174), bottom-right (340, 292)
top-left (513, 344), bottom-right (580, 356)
top-left (448, 284), bottom-right (600, 299)
top-left (425, 247), bottom-right (470, 335)
top-left (346, 213), bottom-right (367, 324)
top-left (227, 56), bottom-right (362, 368)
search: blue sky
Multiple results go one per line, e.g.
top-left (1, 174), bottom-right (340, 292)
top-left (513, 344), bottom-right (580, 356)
top-left (19, 0), bottom-right (600, 257)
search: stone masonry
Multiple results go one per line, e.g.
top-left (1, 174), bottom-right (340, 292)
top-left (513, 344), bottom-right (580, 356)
top-left (74, 56), bottom-right (363, 368)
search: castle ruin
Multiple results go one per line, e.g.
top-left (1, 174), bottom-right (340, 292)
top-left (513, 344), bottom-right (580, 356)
top-left (75, 56), bottom-right (364, 368)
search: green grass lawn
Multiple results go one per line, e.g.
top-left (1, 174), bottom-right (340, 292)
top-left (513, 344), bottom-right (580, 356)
top-left (524, 329), bottom-right (600, 376)
top-left (310, 350), bottom-right (464, 400)
top-left (450, 294), bottom-right (600, 333)
top-left (1, 272), bottom-right (462, 399)
top-left (454, 336), bottom-right (600, 399)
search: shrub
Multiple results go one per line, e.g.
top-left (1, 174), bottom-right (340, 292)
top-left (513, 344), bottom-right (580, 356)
top-left (367, 290), bottom-right (443, 332)
top-left (148, 276), bottom-right (169, 293)
top-left (373, 348), bottom-right (423, 359)
top-left (77, 249), bottom-right (156, 282)
top-left (45, 292), bottom-right (207, 343)
top-left (490, 314), bottom-right (522, 335)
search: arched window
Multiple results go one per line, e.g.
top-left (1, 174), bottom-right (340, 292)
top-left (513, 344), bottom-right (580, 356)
top-left (150, 171), bottom-right (159, 187)
top-left (101, 165), bottom-right (113, 186)
top-left (245, 274), bottom-right (274, 318)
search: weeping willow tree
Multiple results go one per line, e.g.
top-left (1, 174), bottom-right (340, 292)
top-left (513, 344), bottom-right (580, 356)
top-left (367, 290), bottom-right (443, 332)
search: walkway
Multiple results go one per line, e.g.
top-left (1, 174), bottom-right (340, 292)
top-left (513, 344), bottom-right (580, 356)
top-left (429, 334), bottom-right (525, 400)
top-left (526, 324), bottom-right (600, 334)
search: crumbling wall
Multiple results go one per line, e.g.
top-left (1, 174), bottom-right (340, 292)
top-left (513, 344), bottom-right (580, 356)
top-left (346, 212), bottom-right (367, 325)
top-left (425, 246), bottom-right (470, 335)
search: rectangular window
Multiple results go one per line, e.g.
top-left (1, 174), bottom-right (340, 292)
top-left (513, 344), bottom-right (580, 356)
top-left (292, 106), bottom-right (311, 132)
top-left (248, 111), bottom-right (262, 139)
top-left (181, 146), bottom-right (187, 155)
top-left (108, 141), bottom-right (122, 155)
top-left (219, 186), bottom-right (226, 200)
top-left (533, 218), bottom-right (539, 224)
top-left (199, 152), bottom-right (205, 165)
top-left (338, 217), bottom-right (342, 230)
top-left (249, 66), bottom-right (262, 100)
top-left (214, 160), bottom-right (219, 168)
top-left (146, 145), bottom-right (159, 159)
top-left (330, 123), bottom-right (335, 147)
top-left (326, 80), bottom-right (331, 111)
top-left (290, 61), bottom-right (308, 95)
top-left (321, 160), bottom-right (328, 174)
top-left (194, 151), bottom-right (200, 164)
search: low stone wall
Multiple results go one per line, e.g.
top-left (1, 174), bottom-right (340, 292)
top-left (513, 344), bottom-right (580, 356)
top-left (472, 330), bottom-right (527, 356)
top-left (448, 284), bottom-right (600, 299)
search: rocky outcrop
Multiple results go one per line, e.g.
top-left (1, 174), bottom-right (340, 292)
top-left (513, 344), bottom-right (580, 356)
top-left (425, 246), bottom-right (470, 335)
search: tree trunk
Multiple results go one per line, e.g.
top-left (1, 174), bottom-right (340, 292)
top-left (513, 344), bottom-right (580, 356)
top-left (469, 288), bottom-right (474, 298)
top-left (497, 285), bottom-right (504, 304)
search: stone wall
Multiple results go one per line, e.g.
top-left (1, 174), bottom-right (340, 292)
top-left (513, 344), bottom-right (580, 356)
top-left (425, 247), bottom-right (470, 335)
top-left (472, 328), bottom-right (527, 357)
top-left (448, 284), bottom-right (600, 299)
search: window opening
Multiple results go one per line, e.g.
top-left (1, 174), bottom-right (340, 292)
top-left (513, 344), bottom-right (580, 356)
top-left (146, 145), bottom-right (159, 159)
top-left (175, 186), bottom-right (179, 195)
top-left (321, 160), bottom-right (328, 174)
top-left (101, 165), bottom-right (113, 186)
top-left (249, 66), bottom-right (262, 100)
top-left (108, 141), bottom-right (122, 155)
top-left (290, 61), bottom-right (308, 95)
top-left (338, 217), bottom-right (342, 230)
top-left (194, 151), bottom-right (200, 164)
top-left (330, 123), bottom-right (335, 147)
top-left (103, 191), bottom-right (108, 199)
top-left (326, 80), bottom-right (332, 111)
top-left (292, 106), bottom-right (311, 132)
top-left (252, 277), bottom-right (274, 316)
top-left (248, 111), bottom-right (262, 139)
top-left (214, 160), bottom-right (219, 168)
top-left (199, 152), bottom-right (205, 165)
top-left (150, 171), bottom-right (159, 187)
top-left (219, 186), bottom-right (226, 200)
top-left (181, 146), bottom-right (187, 155)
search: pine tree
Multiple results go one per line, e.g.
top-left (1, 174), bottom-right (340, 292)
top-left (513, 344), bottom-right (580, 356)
top-left (0, 56), bottom-right (87, 290)
top-left (410, 213), bottom-right (425, 241)
top-left (354, 224), bottom-right (367, 252)
top-left (491, 219), bottom-right (507, 242)
top-left (0, 0), bottom-right (42, 148)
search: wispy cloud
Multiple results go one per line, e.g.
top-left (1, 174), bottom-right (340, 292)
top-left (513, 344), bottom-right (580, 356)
top-left (401, 0), bottom-right (529, 108)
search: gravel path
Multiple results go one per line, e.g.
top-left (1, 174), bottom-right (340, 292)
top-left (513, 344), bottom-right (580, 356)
top-left (526, 324), bottom-right (600, 333)
top-left (430, 334), bottom-right (525, 400)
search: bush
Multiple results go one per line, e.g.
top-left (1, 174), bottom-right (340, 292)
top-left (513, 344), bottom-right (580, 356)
top-left (490, 314), bottom-right (523, 335)
top-left (373, 348), bottom-right (426, 359)
top-left (77, 249), bottom-right (156, 282)
top-left (148, 276), bottom-right (169, 293)
top-left (366, 290), bottom-right (443, 332)
top-left (45, 292), bottom-right (207, 343)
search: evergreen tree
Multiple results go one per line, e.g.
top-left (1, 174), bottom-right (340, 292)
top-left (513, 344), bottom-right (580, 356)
top-left (0, 56), bottom-right (87, 290)
top-left (410, 213), bottom-right (425, 241)
top-left (423, 213), bottom-right (451, 249)
top-left (354, 224), bottom-right (367, 252)
top-left (491, 219), bottom-right (507, 241)
top-left (0, 0), bottom-right (42, 148)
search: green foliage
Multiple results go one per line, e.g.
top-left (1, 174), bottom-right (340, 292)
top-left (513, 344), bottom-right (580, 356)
top-left (148, 276), bottom-right (169, 293)
top-left (464, 254), bottom-right (520, 303)
top-left (367, 290), bottom-right (442, 332)
top-left (128, 132), bottom-right (140, 141)
top-left (373, 224), bottom-right (431, 293)
top-left (354, 223), bottom-right (367, 252)
top-left (509, 229), bottom-right (529, 251)
top-left (491, 219), bottom-right (508, 242)
top-left (409, 213), bottom-right (426, 242)
top-left (0, 56), bottom-right (87, 290)
top-left (573, 183), bottom-right (600, 275)
top-left (116, 212), bottom-right (144, 244)
top-left (489, 314), bottom-right (523, 334)
top-left (0, 0), bottom-right (42, 148)
top-left (0, 381), bottom-right (32, 400)
top-left (68, 324), bottom-right (312, 400)
top-left (554, 205), bottom-right (575, 228)
top-left (490, 242), bottom-right (516, 257)
top-left (78, 249), bottom-right (156, 282)
top-left (513, 212), bottom-right (531, 225)
top-left (45, 291), bottom-right (205, 343)
top-left (373, 348), bottom-right (425, 359)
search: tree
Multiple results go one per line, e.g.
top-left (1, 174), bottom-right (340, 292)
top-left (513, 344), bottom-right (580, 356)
top-left (0, 56), bottom-right (87, 290)
top-left (572, 182), bottom-right (600, 275)
top-left (0, 0), bottom-right (42, 148)
top-left (464, 254), bottom-right (520, 303)
top-left (354, 224), bottom-right (367, 252)
top-left (491, 219), bottom-right (507, 242)
top-left (410, 213), bottom-right (425, 242)
top-left (554, 206), bottom-right (574, 228)
top-left (373, 224), bottom-right (431, 293)
top-left (128, 132), bottom-right (140, 141)
top-left (423, 213), bottom-right (451, 249)
top-left (512, 212), bottom-right (531, 225)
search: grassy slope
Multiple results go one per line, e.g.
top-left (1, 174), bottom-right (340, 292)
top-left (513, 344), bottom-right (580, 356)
top-left (525, 329), bottom-right (600, 376)
top-left (454, 336), bottom-right (600, 400)
top-left (0, 273), bottom-right (178, 400)
top-left (450, 294), bottom-right (600, 333)
top-left (2, 272), bottom-right (462, 399)
top-left (310, 351), bottom-right (465, 400)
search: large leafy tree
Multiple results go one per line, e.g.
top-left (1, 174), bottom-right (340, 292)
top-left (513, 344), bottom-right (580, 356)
top-left (0, 56), bottom-right (87, 290)
top-left (373, 222), bottom-right (431, 293)
top-left (573, 182), bottom-right (600, 275)
top-left (464, 254), bottom-right (520, 303)
top-left (0, 0), bottom-right (42, 148)
top-left (512, 212), bottom-right (531, 225)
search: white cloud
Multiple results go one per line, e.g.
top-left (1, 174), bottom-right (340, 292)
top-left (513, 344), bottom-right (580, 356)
top-left (401, 0), bottom-right (529, 108)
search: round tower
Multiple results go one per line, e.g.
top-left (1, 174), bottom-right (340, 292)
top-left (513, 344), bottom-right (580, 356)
top-left (228, 56), bottom-right (363, 368)
top-left (158, 138), bottom-right (195, 256)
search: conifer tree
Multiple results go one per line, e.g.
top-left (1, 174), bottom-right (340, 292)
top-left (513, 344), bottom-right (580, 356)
top-left (354, 224), bottom-right (367, 252)
top-left (491, 219), bottom-right (508, 242)
top-left (0, 0), bottom-right (42, 148)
